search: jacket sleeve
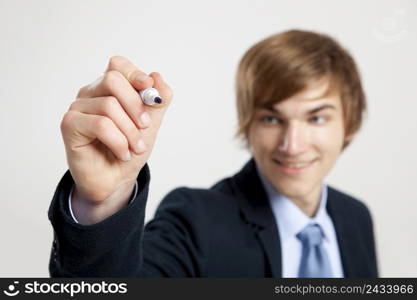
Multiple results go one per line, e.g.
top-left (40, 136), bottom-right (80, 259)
top-left (48, 164), bottom-right (209, 277)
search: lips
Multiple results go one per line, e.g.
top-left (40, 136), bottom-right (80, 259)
top-left (273, 158), bottom-right (317, 174)
top-left (276, 161), bottom-right (311, 168)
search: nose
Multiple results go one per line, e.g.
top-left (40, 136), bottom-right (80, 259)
top-left (277, 121), bottom-right (308, 156)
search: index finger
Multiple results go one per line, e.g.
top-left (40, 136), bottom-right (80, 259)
top-left (106, 56), bottom-right (154, 91)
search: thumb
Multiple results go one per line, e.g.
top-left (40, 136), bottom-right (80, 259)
top-left (146, 72), bottom-right (173, 128)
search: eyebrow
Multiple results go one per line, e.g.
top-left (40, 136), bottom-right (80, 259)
top-left (264, 104), bottom-right (336, 115)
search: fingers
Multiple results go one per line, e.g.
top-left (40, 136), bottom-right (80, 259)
top-left (77, 70), bottom-right (151, 130)
top-left (61, 110), bottom-right (133, 162)
top-left (72, 56), bottom-right (174, 152)
top-left (106, 56), bottom-right (155, 91)
top-left (147, 72), bottom-right (174, 127)
top-left (149, 72), bottom-right (173, 104)
top-left (69, 97), bottom-right (147, 155)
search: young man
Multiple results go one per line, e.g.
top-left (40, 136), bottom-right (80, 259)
top-left (49, 30), bottom-right (378, 277)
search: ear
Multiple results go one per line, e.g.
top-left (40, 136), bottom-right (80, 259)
top-left (246, 137), bottom-right (253, 153)
top-left (344, 133), bottom-right (355, 143)
top-left (342, 133), bottom-right (355, 149)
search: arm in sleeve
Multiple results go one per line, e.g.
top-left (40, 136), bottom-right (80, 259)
top-left (48, 165), bottom-right (150, 277)
top-left (48, 165), bottom-right (210, 277)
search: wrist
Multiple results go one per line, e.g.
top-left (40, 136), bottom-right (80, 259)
top-left (72, 180), bottom-right (136, 225)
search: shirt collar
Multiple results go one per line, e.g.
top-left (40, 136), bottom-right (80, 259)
top-left (256, 164), bottom-right (330, 242)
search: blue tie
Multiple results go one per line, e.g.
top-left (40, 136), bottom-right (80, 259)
top-left (296, 223), bottom-right (333, 278)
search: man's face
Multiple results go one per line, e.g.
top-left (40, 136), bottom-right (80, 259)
top-left (247, 79), bottom-right (349, 202)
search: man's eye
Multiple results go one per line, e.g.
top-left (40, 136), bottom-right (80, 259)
top-left (261, 116), bottom-right (281, 124)
top-left (309, 116), bottom-right (326, 124)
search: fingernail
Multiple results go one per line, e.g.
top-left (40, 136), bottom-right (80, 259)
top-left (122, 151), bottom-right (132, 162)
top-left (139, 111), bottom-right (151, 127)
top-left (136, 139), bottom-right (146, 153)
top-left (136, 75), bottom-right (149, 83)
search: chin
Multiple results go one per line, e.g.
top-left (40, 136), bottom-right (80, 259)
top-left (275, 185), bottom-right (308, 199)
top-left (270, 177), bottom-right (312, 199)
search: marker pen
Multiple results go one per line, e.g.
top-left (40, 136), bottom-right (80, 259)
top-left (139, 88), bottom-right (163, 106)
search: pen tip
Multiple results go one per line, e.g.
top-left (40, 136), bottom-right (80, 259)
top-left (154, 97), bottom-right (162, 104)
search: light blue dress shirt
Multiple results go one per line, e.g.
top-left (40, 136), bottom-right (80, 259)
top-left (256, 166), bottom-right (344, 278)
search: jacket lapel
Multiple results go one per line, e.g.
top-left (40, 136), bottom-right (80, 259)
top-left (231, 159), bottom-right (282, 277)
top-left (230, 159), bottom-right (367, 278)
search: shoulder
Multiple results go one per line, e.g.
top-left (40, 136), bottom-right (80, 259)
top-left (327, 185), bottom-right (374, 223)
top-left (156, 177), bottom-right (237, 215)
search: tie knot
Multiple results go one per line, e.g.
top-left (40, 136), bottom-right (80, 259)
top-left (297, 224), bottom-right (324, 246)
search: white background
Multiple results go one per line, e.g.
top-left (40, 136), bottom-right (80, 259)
top-left (0, 0), bottom-right (416, 277)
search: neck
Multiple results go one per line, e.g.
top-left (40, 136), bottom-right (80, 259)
top-left (288, 185), bottom-right (322, 217)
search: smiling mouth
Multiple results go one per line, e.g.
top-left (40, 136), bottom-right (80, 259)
top-left (273, 158), bottom-right (317, 173)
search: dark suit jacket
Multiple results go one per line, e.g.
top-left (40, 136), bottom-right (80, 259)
top-left (48, 159), bottom-right (378, 277)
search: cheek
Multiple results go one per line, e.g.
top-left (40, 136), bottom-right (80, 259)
top-left (255, 129), bottom-right (277, 153)
top-left (250, 128), bottom-right (279, 154)
top-left (311, 123), bottom-right (345, 156)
